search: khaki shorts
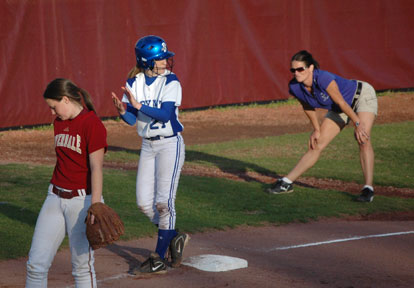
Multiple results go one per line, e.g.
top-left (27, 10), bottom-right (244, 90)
top-left (326, 81), bottom-right (378, 128)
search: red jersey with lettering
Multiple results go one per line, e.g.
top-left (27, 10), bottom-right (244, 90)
top-left (50, 109), bottom-right (107, 190)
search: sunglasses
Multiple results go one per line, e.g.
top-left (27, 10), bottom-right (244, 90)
top-left (290, 67), bottom-right (307, 73)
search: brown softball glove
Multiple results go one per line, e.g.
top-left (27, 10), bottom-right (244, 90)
top-left (85, 202), bottom-right (125, 250)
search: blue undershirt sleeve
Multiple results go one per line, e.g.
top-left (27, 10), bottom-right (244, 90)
top-left (120, 103), bottom-right (138, 126)
top-left (139, 101), bottom-right (175, 123)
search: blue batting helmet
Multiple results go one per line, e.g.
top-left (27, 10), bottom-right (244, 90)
top-left (135, 35), bottom-right (175, 69)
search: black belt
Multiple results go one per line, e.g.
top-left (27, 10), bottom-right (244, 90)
top-left (52, 185), bottom-right (91, 199)
top-left (351, 81), bottom-right (363, 109)
top-left (145, 134), bottom-right (177, 141)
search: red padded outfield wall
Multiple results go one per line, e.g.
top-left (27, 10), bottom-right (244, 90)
top-left (1, 0), bottom-right (413, 129)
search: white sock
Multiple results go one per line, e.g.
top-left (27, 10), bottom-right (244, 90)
top-left (363, 185), bottom-right (374, 191)
top-left (282, 177), bottom-right (292, 184)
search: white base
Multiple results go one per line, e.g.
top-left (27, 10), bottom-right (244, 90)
top-left (182, 254), bottom-right (248, 272)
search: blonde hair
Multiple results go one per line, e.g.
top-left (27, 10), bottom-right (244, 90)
top-left (127, 65), bottom-right (145, 79)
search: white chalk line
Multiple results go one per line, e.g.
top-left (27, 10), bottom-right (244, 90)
top-left (63, 230), bottom-right (414, 286)
top-left (267, 230), bottom-right (414, 252)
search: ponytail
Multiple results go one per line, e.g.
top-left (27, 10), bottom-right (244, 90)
top-left (78, 88), bottom-right (96, 113)
top-left (127, 65), bottom-right (144, 79)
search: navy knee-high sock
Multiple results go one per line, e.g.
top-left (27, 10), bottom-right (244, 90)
top-left (155, 229), bottom-right (178, 259)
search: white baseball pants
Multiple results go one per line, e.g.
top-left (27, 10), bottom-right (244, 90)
top-left (26, 185), bottom-right (96, 288)
top-left (136, 134), bottom-right (185, 230)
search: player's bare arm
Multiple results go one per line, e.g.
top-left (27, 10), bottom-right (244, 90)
top-left (90, 148), bottom-right (105, 203)
top-left (89, 148), bottom-right (105, 224)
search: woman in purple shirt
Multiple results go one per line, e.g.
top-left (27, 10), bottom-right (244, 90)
top-left (268, 50), bottom-right (378, 202)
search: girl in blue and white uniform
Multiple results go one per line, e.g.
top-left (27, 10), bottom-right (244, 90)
top-left (111, 35), bottom-right (188, 274)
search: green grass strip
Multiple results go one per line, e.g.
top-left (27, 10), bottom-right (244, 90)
top-left (1, 162), bottom-right (413, 260)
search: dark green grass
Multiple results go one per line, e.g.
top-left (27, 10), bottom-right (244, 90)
top-left (184, 122), bottom-right (414, 188)
top-left (1, 162), bottom-right (413, 260)
top-left (1, 120), bottom-right (413, 260)
top-left (105, 122), bottom-right (414, 188)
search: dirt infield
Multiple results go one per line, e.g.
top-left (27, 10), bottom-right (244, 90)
top-left (1, 221), bottom-right (414, 287)
top-left (1, 93), bottom-right (414, 287)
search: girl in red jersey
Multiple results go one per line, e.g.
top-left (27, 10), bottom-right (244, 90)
top-left (26, 78), bottom-right (107, 288)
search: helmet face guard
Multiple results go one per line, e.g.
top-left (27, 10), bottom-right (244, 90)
top-left (135, 35), bottom-right (175, 71)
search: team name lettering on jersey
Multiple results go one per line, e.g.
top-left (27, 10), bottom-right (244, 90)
top-left (55, 134), bottom-right (82, 154)
top-left (141, 99), bottom-right (162, 107)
